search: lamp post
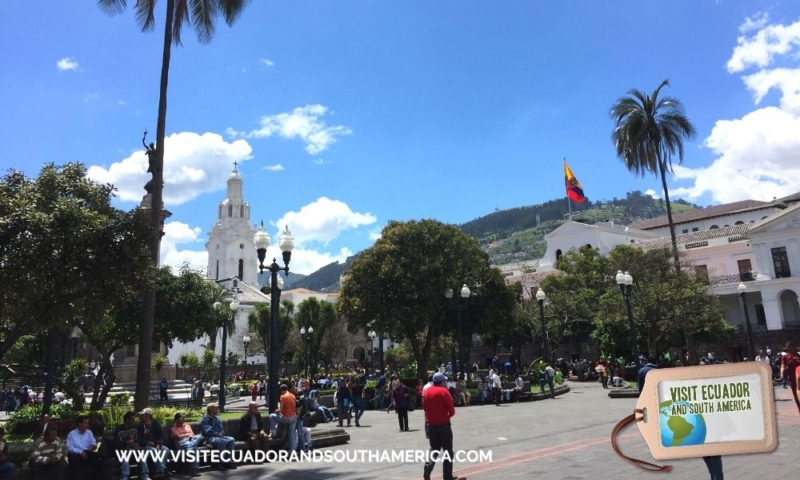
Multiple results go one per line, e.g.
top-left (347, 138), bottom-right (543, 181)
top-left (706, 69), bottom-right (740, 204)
top-left (369, 330), bottom-right (384, 375)
top-left (536, 288), bottom-right (548, 362)
top-left (738, 282), bottom-right (756, 359)
top-left (616, 270), bottom-right (638, 367)
top-left (254, 224), bottom-right (295, 414)
top-left (242, 335), bottom-right (251, 378)
top-left (300, 326), bottom-right (314, 378)
top-left (445, 284), bottom-right (470, 375)
top-left (215, 293), bottom-right (239, 412)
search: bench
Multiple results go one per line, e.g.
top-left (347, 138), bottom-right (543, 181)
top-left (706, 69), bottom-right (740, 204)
top-left (157, 398), bottom-right (203, 409)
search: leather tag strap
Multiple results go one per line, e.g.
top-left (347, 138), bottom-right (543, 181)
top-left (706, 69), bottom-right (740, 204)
top-left (611, 409), bottom-right (672, 473)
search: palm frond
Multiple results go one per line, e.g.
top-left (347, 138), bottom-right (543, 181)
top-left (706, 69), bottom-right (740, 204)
top-left (190, 0), bottom-right (217, 44)
top-left (97, 0), bottom-right (128, 16)
top-left (173, 0), bottom-right (190, 45)
top-left (134, 0), bottom-right (157, 32)
top-left (220, 0), bottom-right (250, 26)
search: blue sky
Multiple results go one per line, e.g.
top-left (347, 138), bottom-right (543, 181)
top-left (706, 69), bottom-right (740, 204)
top-left (2, 1), bottom-right (800, 275)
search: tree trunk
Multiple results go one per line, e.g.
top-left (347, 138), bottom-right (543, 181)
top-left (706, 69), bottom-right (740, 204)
top-left (659, 159), bottom-right (680, 274)
top-left (136, 0), bottom-right (174, 412)
top-left (91, 360), bottom-right (116, 410)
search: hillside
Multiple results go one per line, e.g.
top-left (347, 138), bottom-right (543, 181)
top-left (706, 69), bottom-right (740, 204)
top-left (292, 191), bottom-right (699, 292)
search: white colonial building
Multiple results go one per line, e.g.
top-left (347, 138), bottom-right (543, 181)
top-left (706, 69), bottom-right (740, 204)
top-left (505, 193), bottom-right (800, 359)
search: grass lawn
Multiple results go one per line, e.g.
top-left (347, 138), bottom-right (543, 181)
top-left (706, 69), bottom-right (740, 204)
top-left (184, 411), bottom-right (242, 422)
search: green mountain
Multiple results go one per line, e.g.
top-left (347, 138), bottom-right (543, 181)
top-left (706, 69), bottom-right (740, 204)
top-left (292, 190), bottom-right (698, 292)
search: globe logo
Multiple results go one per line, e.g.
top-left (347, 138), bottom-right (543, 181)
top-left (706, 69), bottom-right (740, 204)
top-left (659, 400), bottom-right (707, 447)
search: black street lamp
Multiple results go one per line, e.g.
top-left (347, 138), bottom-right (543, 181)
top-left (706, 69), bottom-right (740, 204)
top-left (254, 224), bottom-right (295, 414)
top-left (242, 335), bottom-right (251, 377)
top-left (369, 330), bottom-right (384, 375)
top-left (616, 270), bottom-right (639, 367)
top-left (300, 326), bottom-right (314, 378)
top-left (536, 288), bottom-right (548, 362)
top-left (445, 284), bottom-right (471, 375)
top-left (737, 282), bottom-right (756, 359)
top-left (215, 293), bottom-right (239, 412)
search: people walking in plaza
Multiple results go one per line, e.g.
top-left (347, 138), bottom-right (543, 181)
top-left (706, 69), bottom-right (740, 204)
top-left (336, 380), bottom-right (352, 427)
top-left (201, 403), bottom-right (237, 469)
top-left (171, 412), bottom-right (203, 476)
top-left (422, 372), bottom-right (464, 480)
top-left (392, 379), bottom-right (410, 432)
top-left (595, 356), bottom-right (610, 388)
top-left (540, 363), bottom-right (556, 398)
top-left (490, 369), bottom-right (502, 406)
top-left (351, 377), bottom-right (365, 427)
top-left (783, 342), bottom-right (800, 413)
top-left (159, 377), bottom-right (169, 401)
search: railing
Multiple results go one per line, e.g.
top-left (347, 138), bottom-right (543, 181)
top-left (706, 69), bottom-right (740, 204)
top-left (709, 271), bottom-right (757, 286)
top-left (733, 324), bottom-right (768, 334)
top-left (784, 322), bottom-right (800, 331)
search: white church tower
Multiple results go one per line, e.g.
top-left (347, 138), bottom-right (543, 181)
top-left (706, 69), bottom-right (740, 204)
top-left (206, 163), bottom-right (258, 284)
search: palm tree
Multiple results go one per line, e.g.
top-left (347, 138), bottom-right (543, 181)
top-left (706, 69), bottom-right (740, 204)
top-left (205, 283), bottom-right (235, 351)
top-left (98, 0), bottom-right (251, 410)
top-left (611, 79), bottom-right (696, 272)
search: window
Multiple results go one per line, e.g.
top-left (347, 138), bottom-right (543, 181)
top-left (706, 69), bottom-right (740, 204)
top-left (240, 205), bottom-right (244, 217)
top-left (738, 259), bottom-right (753, 281)
top-left (215, 260), bottom-right (219, 280)
top-left (228, 204), bottom-right (233, 217)
top-left (556, 249), bottom-right (562, 262)
top-left (692, 227), bottom-right (699, 232)
top-left (755, 304), bottom-right (766, 326)
top-left (710, 225), bottom-right (719, 229)
top-left (238, 259), bottom-right (244, 280)
top-left (735, 221), bottom-right (744, 225)
top-left (682, 229), bottom-right (689, 234)
top-left (695, 265), bottom-right (709, 284)
top-left (772, 247), bottom-right (791, 278)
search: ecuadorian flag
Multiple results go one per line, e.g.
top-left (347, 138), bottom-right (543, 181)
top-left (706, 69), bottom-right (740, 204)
top-left (564, 160), bottom-right (586, 203)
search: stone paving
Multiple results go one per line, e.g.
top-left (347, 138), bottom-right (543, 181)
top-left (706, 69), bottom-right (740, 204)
top-left (192, 380), bottom-right (799, 480)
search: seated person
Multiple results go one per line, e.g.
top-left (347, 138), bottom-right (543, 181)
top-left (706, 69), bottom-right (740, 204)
top-left (239, 402), bottom-right (269, 452)
top-left (513, 374), bottom-right (524, 401)
top-left (456, 374), bottom-right (471, 406)
top-left (308, 390), bottom-right (335, 422)
top-left (30, 426), bottom-right (66, 479)
top-left (0, 428), bottom-right (15, 480)
top-left (477, 380), bottom-right (488, 403)
top-left (200, 403), bottom-right (236, 469)
top-left (612, 366), bottom-right (625, 387)
top-left (66, 417), bottom-right (100, 478)
top-left (137, 408), bottom-right (170, 476)
top-left (171, 412), bottom-right (203, 476)
top-left (114, 412), bottom-right (148, 480)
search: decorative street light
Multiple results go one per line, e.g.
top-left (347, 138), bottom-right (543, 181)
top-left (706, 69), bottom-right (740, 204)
top-left (536, 288), bottom-right (548, 362)
top-left (616, 270), bottom-right (638, 367)
top-left (300, 326), bottom-right (314, 378)
top-left (737, 282), bottom-right (756, 360)
top-left (242, 335), bottom-right (251, 377)
top-left (368, 330), bottom-right (384, 375)
top-left (254, 224), bottom-right (295, 414)
top-left (215, 293), bottom-right (239, 412)
top-left (445, 284), bottom-right (471, 375)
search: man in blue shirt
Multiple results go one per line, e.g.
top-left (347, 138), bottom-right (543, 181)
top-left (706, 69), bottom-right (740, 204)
top-left (201, 403), bottom-right (236, 469)
top-left (66, 416), bottom-right (99, 477)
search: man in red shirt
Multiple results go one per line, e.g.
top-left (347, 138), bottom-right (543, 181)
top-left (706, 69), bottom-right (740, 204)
top-left (784, 342), bottom-right (800, 414)
top-left (422, 372), bottom-right (464, 480)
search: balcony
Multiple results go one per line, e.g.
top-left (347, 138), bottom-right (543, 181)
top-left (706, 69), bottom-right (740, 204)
top-left (709, 271), bottom-right (757, 286)
top-left (784, 322), bottom-right (800, 332)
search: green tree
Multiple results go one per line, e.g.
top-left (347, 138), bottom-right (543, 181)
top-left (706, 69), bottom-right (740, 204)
top-left (98, 0), bottom-right (251, 410)
top-left (610, 79), bottom-right (696, 271)
top-left (294, 298), bottom-right (343, 375)
top-left (338, 219), bottom-right (515, 379)
top-left (247, 300), bottom-right (295, 377)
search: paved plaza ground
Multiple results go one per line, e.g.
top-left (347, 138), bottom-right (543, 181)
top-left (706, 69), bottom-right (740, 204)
top-left (191, 380), bottom-right (799, 480)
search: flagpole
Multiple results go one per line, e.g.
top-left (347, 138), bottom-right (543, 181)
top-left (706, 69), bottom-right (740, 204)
top-left (565, 158), bottom-right (572, 220)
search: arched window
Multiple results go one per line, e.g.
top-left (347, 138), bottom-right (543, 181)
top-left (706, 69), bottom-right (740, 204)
top-left (735, 221), bottom-right (744, 225)
top-left (710, 225), bottom-right (719, 229)
top-left (238, 259), bottom-right (244, 280)
top-left (228, 204), bottom-right (233, 217)
top-left (556, 249), bottom-right (562, 262)
top-left (219, 205), bottom-right (223, 219)
top-left (585, 244), bottom-right (592, 249)
top-left (215, 260), bottom-right (219, 280)
top-left (240, 205), bottom-right (244, 217)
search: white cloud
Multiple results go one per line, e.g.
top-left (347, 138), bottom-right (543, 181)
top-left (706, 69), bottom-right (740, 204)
top-left (229, 104), bottom-right (352, 155)
top-left (671, 17), bottom-right (800, 204)
top-left (739, 12), bottom-right (769, 33)
top-left (312, 158), bottom-right (331, 166)
top-left (117, 99), bottom-right (127, 106)
top-left (644, 189), bottom-right (660, 200)
top-left (262, 164), bottom-right (285, 172)
top-left (727, 17), bottom-right (800, 73)
top-left (368, 228), bottom-right (382, 241)
top-left (161, 222), bottom-right (208, 273)
top-left (57, 57), bottom-right (79, 71)
top-left (259, 59), bottom-right (275, 67)
top-left (275, 197), bottom-right (377, 247)
top-left (86, 131), bottom-right (253, 206)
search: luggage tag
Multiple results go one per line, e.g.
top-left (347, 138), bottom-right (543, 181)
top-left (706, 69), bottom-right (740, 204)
top-left (611, 362), bottom-right (778, 472)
